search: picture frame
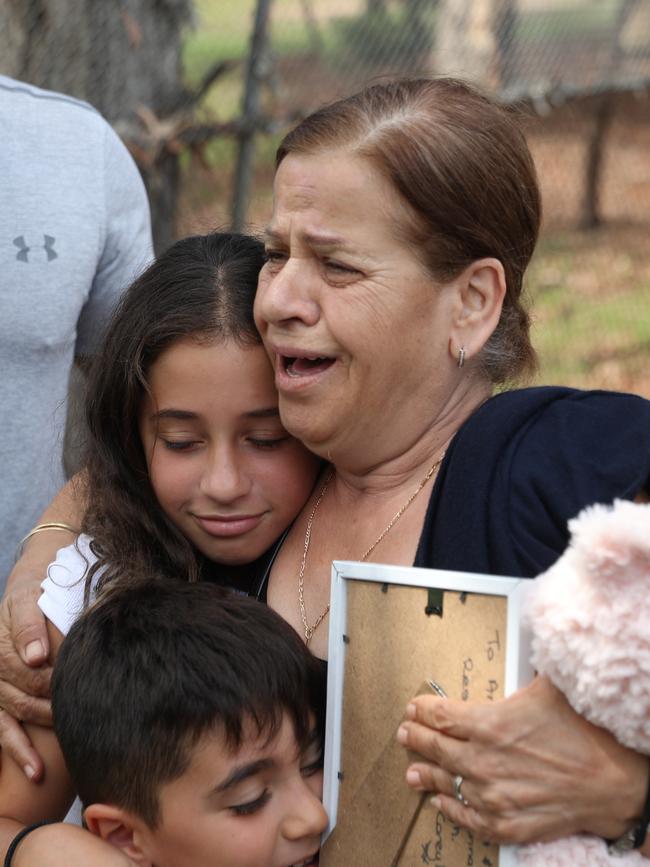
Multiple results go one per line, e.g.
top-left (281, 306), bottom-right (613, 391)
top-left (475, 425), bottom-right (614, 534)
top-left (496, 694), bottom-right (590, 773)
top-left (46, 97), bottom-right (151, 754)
top-left (321, 560), bottom-right (533, 867)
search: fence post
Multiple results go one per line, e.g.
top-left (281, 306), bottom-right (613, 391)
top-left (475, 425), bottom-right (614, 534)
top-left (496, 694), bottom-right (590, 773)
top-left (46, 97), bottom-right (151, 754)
top-left (231, 0), bottom-right (273, 231)
top-left (579, 0), bottom-right (638, 230)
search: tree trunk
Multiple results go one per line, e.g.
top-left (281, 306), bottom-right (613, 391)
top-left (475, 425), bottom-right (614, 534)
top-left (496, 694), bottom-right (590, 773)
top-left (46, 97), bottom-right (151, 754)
top-left (434, 0), bottom-right (499, 88)
top-left (494, 0), bottom-right (518, 90)
top-left (579, 95), bottom-right (614, 230)
top-left (231, 0), bottom-right (273, 232)
top-left (299, 0), bottom-right (324, 56)
top-left (4, 0), bottom-right (193, 253)
top-left (578, 0), bottom-right (638, 230)
top-left (0, 0), bottom-right (27, 73)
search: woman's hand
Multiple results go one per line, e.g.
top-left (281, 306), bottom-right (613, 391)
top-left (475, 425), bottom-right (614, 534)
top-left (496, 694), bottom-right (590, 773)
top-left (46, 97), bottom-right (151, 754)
top-left (0, 579), bottom-right (54, 782)
top-left (0, 477), bottom-right (87, 781)
top-left (397, 676), bottom-right (650, 845)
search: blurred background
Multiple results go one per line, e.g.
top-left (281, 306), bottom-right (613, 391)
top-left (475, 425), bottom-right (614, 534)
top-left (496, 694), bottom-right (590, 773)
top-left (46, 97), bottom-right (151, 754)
top-left (2, 0), bottom-right (649, 396)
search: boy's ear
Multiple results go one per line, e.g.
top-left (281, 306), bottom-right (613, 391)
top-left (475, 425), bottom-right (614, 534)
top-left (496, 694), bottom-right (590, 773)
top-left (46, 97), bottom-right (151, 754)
top-left (84, 803), bottom-right (154, 866)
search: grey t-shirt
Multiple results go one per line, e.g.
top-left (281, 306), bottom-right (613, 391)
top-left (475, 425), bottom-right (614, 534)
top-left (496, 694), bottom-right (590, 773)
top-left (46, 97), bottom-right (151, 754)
top-left (0, 75), bottom-right (153, 589)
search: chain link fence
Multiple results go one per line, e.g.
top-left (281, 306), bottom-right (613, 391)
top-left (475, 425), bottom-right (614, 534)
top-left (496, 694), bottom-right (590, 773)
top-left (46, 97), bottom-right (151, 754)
top-left (2, 0), bottom-right (649, 395)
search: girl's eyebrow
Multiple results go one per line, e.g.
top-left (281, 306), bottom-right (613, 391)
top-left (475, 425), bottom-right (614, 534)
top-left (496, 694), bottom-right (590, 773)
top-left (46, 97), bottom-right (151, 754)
top-left (151, 409), bottom-right (197, 421)
top-left (244, 408), bottom-right (280, 419)
top-left (211, 758), bottom-right (275, 795)
top-left (150, 408), bottom-right (279, 421)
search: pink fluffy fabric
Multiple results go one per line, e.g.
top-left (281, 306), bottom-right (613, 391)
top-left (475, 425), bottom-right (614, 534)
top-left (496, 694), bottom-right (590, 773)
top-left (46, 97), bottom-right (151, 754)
top-left (518, 835), bottom-right (647, 866)
top-left (517, 499), bottom-right (650, 866)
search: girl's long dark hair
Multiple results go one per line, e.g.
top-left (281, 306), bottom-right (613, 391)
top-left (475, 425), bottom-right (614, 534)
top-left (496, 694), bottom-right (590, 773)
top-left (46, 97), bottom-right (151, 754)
top-left (81, 232), bottom-right (265, 597)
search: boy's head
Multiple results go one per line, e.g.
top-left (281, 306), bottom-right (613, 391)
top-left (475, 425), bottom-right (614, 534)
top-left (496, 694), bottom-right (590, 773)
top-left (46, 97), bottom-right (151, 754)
top-left (52, 580), bottom-right (327, 867)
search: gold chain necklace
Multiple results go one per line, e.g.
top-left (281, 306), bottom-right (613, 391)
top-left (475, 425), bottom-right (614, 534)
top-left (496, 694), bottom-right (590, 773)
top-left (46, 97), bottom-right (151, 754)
top-left (298, 453), bottom-right (446, 645)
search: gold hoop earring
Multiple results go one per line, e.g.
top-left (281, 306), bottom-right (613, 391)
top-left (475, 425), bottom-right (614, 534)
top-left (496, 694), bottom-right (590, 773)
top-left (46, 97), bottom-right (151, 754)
top-left (457, 346), bottom-right (466, 369)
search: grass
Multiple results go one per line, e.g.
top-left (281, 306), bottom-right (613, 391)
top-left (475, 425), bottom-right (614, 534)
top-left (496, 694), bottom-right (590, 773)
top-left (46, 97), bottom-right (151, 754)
top-left (183, 0), bottom-right (324, 130)
top-left (183, 0), bottom-right (253, 84)
top-left (527, 227), bottom-right (650, 396)
top-left (517, 0), bottom-right (622, 43)
top-left (184, 0), bottom-right (320, 92)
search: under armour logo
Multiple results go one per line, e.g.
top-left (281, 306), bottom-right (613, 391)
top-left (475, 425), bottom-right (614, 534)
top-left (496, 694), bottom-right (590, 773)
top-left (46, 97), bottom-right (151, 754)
top-left (13, 235), bottom-right (58, 262)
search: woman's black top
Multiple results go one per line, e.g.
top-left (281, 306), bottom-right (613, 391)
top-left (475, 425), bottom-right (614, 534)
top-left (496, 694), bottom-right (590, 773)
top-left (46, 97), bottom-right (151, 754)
top-left (415, 386), bottom-right (650, 577)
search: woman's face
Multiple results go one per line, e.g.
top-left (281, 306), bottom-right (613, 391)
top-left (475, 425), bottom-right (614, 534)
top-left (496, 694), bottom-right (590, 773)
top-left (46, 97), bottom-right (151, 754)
top-left (254, 151), bottom-right (460, 467)
top-left (139, 338), bottom-right (320, 565)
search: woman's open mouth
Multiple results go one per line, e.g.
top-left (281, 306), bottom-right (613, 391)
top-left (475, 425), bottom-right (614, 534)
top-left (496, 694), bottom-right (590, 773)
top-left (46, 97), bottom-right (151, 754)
top-left (280, 354), bottom-right (335, 380)
top-left (288, 853), bottom-right (318, 867)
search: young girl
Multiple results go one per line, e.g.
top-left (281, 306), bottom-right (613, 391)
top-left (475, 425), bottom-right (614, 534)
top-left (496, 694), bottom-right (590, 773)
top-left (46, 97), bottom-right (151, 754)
top-left (75, 230), bottom-right (318, 603)
top-left (0, 231), bottom-right (322, 862)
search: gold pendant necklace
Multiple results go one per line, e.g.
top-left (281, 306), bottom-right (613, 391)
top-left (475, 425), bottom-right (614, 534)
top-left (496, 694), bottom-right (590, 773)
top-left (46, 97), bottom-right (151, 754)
top-left (298, 452), bottom-right (446, 645)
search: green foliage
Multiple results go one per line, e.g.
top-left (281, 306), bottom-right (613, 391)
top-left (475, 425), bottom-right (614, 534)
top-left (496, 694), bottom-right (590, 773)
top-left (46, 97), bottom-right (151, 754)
top-left (517, 0), bottom-right (621, 43)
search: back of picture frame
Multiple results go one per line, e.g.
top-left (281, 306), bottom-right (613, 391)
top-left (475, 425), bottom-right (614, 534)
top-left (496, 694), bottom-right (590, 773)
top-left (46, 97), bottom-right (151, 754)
top-left (321, 561), bottom-right (533, 867)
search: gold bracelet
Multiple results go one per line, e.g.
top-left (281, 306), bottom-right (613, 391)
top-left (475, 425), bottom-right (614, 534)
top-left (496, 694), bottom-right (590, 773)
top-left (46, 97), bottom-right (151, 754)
top-left (17, 522), bottom-right (80, 559)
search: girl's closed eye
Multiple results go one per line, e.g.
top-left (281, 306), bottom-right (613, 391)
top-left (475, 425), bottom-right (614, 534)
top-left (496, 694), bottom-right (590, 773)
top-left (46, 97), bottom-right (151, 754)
top-left (161, 438), bottom-right (202, 452)
top-left (247, 434), bottom-right (290, 450)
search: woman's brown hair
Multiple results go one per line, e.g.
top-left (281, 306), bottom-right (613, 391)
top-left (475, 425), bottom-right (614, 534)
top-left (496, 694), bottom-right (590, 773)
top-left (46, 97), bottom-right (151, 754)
top-left (277, 77), bottom-right (541, 383)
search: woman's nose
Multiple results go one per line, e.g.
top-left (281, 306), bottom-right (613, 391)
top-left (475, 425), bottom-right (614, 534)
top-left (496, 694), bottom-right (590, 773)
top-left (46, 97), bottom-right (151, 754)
top-left (198, 448), bottom-right (251, 503)
top-left (255, 259), bottom-right (320, 329)
top-left (281, 778), bottom-right (329, 842)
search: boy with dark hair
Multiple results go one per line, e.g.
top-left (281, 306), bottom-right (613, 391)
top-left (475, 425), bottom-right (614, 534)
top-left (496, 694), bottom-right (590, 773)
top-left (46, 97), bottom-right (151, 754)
top-left (8, 581), bottom-right (326, 867)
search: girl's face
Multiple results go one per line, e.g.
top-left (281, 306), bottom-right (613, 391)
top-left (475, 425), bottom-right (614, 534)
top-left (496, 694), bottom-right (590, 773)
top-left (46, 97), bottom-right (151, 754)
top-left (139, 338), bottom-right (320, 565)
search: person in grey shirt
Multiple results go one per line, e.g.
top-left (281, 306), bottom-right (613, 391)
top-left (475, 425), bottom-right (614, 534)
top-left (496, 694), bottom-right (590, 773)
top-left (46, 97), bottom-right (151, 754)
top-left (0, 74), bottom-right (153, 591)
